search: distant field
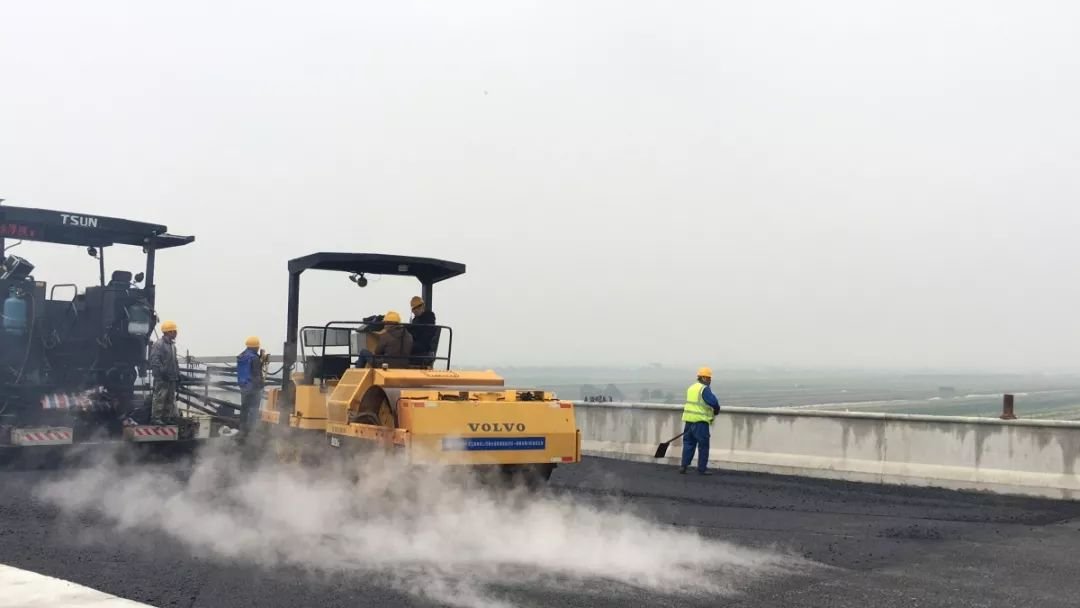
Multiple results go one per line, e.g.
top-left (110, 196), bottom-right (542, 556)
top-left (491, 367), bottom-right (1080, 421)
top-left (191, 359), bottom-right (1080, 421)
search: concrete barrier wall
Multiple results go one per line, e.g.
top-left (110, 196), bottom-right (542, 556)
top-left (573, 401), bottom-right (1080, 500)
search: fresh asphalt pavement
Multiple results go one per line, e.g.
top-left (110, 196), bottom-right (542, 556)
top-left (1, 454), bottom-right (1079, 608)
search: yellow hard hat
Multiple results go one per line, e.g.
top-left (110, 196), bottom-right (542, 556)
top-left (410, 296), bottom-right (424, 309)
top-left (697, 366), bottom-right (713, 378)
top-left (245, 336), bottom-right (260, 348)
top-left (160, 320), bottom-right (178, 333)
top-left (384, 311), bottom-right (401, 323)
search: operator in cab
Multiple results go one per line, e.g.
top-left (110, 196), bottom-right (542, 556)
top-left (373, 311), bottom-right (413, 368)
top-left (407, 295), bottom-right (437, 366)
top-left (148, 320), bottom-right (180, 424)
top-left (680, 366), bottom-right (721, 475)
top-left (236, 336), bottom-right (265, 435)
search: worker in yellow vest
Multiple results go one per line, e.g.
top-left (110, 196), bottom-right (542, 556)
top-left (681, 366), bottom-right (721, 475)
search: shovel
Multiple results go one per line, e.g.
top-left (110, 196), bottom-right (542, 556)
top-left (654, 431), bottom-right (685, 458)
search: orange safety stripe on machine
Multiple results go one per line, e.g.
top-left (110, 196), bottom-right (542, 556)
top-left (20, 430), bottom-right (72, 442)
top-left (129, 426), bottom-right (177, 438)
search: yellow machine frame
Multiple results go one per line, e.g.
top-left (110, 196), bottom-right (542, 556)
top-left (261, 367), bottom-right (580, 467)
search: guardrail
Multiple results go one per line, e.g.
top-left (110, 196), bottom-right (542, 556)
top-left (571, 400), bottom-right (1080, 501)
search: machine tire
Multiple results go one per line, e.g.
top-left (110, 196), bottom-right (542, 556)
top-left (530, 463), bottom-right (555, 486)
top-left (499, 463), bottom-right (554, 489)
top-left (274, 439), bottom-right (302, 464)
top-left (352, 412), bottom-right (379, 426)
top-left (355, 387), bottom-right (396, 428)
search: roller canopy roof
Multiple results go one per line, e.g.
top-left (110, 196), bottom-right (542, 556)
top-left (287, 252), bottom-right (466, 283)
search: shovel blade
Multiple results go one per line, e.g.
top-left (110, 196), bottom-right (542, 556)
top-left (654, 442), bottom-right (670, 458)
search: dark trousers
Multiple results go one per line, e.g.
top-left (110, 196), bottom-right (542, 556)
top-left (240, 388), bottom-right (263, 432)
top-left (680, 421), bottom-right (711, 471)
top-left (356, 349), bottom-right (373, 368)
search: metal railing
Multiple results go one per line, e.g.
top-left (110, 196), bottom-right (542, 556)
top-left (167, 356), bottom-right (283, 423)
top-left (299, 319), bottom-right (454, 373)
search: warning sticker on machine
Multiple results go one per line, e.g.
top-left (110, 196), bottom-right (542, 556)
top-left (442, 437), bottom-right (546, 451)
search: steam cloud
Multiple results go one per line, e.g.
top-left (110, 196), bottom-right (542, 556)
top-left (36, 444), bottom-right (810, 607)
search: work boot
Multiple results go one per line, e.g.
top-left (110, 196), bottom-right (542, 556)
top-left (679, 466), bottom-right (687, 474)
top-left (697, 469), bottom-right (712, 476)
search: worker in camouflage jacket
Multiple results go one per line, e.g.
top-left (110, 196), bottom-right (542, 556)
top-left (149, 320), bottom-right (181, 423)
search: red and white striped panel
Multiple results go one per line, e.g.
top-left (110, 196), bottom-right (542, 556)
top-left (12, 428), bottom-right (74, 446)
top-left (40, 393), bottom-right (94, 410)
top-left (124, 426), bottom-right (179, 442)
top-left (40, 394), bottom-right (71, 410)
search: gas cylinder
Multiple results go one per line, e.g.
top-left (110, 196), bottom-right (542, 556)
top-left (2, 288), bottom-right (28, 335)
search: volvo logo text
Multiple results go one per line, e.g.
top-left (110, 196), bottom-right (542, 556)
top-left (468, 423), bottom-right (526, 432)
top-left (60, 213), bottom-right (100, 228)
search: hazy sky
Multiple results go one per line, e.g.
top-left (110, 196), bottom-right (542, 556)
top-left (2, 1), bottom-right (1078, 370)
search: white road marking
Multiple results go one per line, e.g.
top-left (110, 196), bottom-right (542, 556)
top-left (0, 564), bottom-right (154, 607)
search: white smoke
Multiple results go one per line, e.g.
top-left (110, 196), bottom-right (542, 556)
top-left (36, 443), bottom-right (812, 607)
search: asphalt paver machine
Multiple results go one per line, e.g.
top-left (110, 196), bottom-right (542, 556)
top-left (0, 202), bottom-right (231, 454)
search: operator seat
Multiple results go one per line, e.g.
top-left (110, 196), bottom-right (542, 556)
top-left (109, 271), bottom-right (133, 287)
top-left (407, 328), bottom-right (441, 369)
top-left (303, 355), bottom-right (351, 384)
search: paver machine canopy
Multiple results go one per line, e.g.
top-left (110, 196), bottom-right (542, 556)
top-left (0, 203), bottom-right (194, 299)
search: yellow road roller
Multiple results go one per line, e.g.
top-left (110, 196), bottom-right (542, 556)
top-left (257, 252), bottom-right (580, 483)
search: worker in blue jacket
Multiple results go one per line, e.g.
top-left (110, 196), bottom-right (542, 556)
top-left (681, 366), bottom-right (721, 475)
top-left (236, 336), bottom-right (265, 434)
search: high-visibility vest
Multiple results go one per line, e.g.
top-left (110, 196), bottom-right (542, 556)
top-left (682, 382), bottom-right (714, 423)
